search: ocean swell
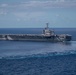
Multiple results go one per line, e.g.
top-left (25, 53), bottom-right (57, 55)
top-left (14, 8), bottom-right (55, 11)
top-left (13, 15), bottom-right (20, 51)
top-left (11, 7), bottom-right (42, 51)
top-left (0, 50), bottom-right (76, 59)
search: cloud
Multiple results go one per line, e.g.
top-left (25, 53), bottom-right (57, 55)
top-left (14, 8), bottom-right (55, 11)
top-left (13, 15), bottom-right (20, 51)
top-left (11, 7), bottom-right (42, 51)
top-left (13, 12), bottom-right (46, 21)
top-left (0, 0), bottom-right (76, 16)
top-left (0, 3), bottom-right (8, 7)
top-left (0, 1), bottom-right (76, 10)
top-left (16, 18), bottom-right (21, 21)
top-left (56, 14), bottom-right (60, 17)
top-left (20, 1), bottom-right (76, 9)
top-left (0, 10), bottom-right (7, 15)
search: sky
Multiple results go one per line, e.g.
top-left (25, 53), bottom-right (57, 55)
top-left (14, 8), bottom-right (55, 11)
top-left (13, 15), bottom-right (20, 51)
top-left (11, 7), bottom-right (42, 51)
top-left (0, 0), bottom-right (76, 28)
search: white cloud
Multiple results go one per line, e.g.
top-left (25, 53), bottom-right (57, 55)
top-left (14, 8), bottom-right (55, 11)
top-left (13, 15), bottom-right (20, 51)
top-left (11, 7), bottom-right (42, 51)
top-left (0, 0), bottom-right (76, 13)
top-left (0, 10), bottom-right (7, 15)
top-left (0, 3), bottom-right (8, 7)
top-left (1, 1), bottom-right (76, 9)
top-left (17, 18), bottom-right (21, 21)
top-left (56, 14), bottom-right (60, 17)
top-left (13, 12), bottom-right (46, 21)
top-left (19, 1), bottom-right (76, 9)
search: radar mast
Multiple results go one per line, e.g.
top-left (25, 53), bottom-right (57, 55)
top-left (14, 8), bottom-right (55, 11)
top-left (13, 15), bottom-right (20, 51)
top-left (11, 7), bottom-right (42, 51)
top-left (46, 23), bottom-right (49, 29)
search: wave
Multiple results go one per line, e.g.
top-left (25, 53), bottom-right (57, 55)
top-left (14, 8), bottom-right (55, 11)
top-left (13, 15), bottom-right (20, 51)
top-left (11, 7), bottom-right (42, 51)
top-left (0, 50), bottom-right (76, 59)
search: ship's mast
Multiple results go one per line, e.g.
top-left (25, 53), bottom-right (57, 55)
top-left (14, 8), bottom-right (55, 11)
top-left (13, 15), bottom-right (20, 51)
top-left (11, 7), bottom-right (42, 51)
top-left (46, 23), bottom-right (49, 29)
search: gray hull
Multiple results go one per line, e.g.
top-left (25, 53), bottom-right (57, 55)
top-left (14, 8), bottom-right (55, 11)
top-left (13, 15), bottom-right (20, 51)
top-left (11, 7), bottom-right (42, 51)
top-left (0, 24), bottom-right (72, 42)
top-left (0, 34), bottom-right (72, 42)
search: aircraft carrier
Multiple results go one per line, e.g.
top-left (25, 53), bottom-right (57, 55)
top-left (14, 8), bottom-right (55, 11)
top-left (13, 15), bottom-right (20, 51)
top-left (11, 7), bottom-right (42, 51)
top-left (0, 23), bottom-right (72, 42)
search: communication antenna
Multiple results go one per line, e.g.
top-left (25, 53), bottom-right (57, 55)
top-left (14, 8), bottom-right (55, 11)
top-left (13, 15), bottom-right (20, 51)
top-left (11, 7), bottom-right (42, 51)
top-left (46, 23), bottom-right (49, 29)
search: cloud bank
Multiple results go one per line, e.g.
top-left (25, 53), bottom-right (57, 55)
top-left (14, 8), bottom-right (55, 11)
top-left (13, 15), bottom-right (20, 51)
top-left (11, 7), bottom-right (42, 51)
top-left (0, 0), bottom-right (76, 15)
top-left (0, 0), bottom-right (76, 28)
top-left (0, 0), bottom-right (76, 9)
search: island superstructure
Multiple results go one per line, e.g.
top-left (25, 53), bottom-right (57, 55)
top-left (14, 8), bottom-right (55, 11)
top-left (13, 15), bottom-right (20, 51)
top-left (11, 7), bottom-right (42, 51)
top-left (0, 23), bottom-right (72, 42)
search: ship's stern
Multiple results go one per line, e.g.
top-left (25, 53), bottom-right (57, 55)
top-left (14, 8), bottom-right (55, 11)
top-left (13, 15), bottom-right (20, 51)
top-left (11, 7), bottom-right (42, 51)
top-left (65, 35), bottom-right (72, 41)
top-left (59, 34), bottom-right (72, 42)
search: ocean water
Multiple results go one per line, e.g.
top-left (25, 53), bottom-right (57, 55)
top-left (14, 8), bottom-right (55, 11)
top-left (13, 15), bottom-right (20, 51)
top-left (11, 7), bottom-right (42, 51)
top-left (0, 28), bottom-right (76, 75)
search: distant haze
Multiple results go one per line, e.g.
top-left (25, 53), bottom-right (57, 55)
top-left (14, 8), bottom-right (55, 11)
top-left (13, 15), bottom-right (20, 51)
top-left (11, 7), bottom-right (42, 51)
top-left (0, 0), bottom-right (76, 28)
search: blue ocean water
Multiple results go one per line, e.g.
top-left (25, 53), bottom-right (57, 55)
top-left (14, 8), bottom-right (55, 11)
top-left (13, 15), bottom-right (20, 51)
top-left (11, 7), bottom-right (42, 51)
top-left (0, 28), bottom-right (76, 75)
